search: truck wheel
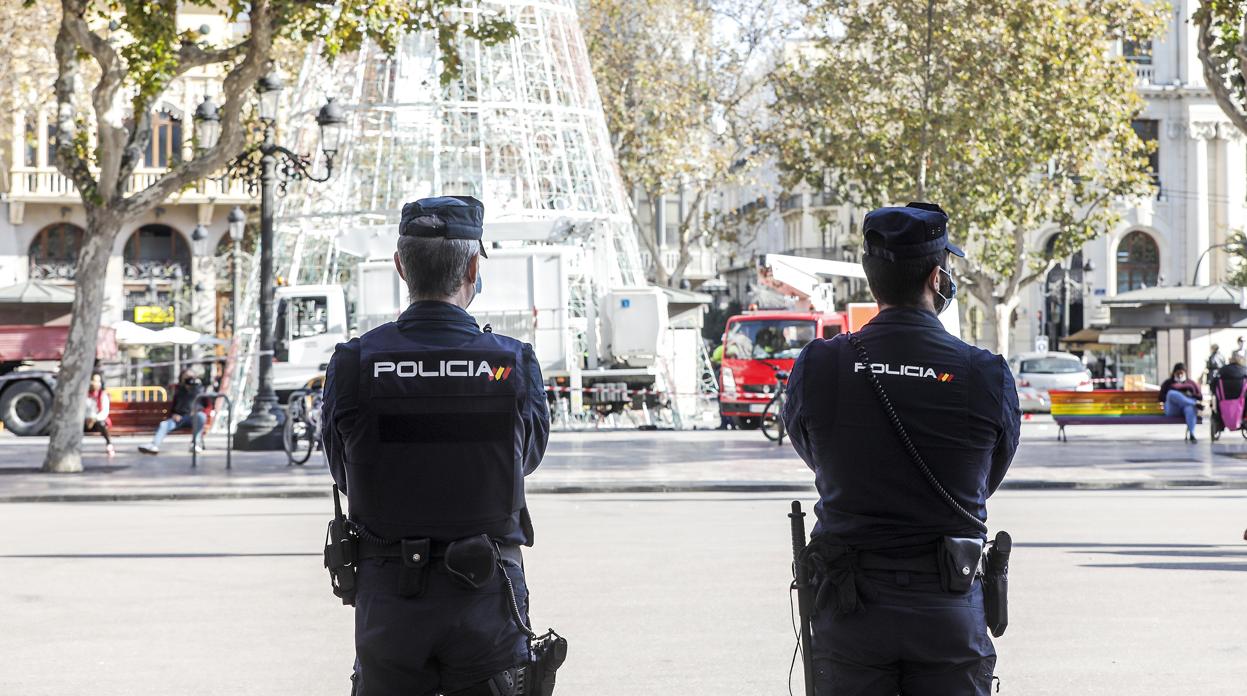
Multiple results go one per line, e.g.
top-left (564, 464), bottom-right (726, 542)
top-left (0, 381), bottom-right (54, 436)
top-left (734, 416), bottom-right (761, 430)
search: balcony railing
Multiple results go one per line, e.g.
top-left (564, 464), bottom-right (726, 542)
top-left (8, 166), bottom-right (253, 203)
top-left (639, 246), bottom-right (718, 280)
top-left (1132, 64), bottom-right (1154, 85)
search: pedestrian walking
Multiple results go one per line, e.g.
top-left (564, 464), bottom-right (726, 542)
top-left (1159, 363), bottom-right (1203, 442)
top-left (782, 202), bottom-right (1020, 695)
top-left (321, 196), bottom-right (560, 695)
top-left (1232, 337), bottom-right (1245, 363)
top-left (83, 372), bottom-right (114, 458)
top-left (1206, 344), bottom-right (1226, 386)
top-left (137, 369), bottom-right (207, 455)
top-left (712, 342), bottom-right (734, 430)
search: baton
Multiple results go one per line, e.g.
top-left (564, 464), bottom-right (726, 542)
top-left (790, 501), bottom-right (816, 696)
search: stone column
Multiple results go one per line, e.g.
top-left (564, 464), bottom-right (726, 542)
top-left (1217, 123), bottom-right (1247, 281)
top-left (1189, 121), bottom-right (1217, 286)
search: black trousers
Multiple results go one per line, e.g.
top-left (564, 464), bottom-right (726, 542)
top-left (84, 420), bottom-right (111, 445)
top-left (812, 571), bottom-right (996, 696)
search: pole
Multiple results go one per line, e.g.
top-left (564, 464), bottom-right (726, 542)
top-left (789, 501), bottom-right (815, 696)
top-left (234, 123), bottom-right (284, 450)
top-left (1061, 264), bottom-right (1071, 341)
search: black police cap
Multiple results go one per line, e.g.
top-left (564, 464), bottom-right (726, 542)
top-left (862, 202), bottom-right (964, 262)
top-left (399, 196), bottom-right (488, 256)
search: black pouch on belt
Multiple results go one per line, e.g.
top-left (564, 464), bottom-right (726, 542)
top-left (938, 536), bottom-right (984, 593)
top-left (399, 538), bottom-right (431, 598)
top-left (444, 534), bottom-right (498, 590)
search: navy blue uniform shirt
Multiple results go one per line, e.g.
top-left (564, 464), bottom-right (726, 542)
top-left (783, 307), bottom-right (1020, 548)
top-left (321, 300), bottom-right (550, 545)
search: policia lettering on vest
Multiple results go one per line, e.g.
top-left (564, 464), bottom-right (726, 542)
top-left (782, 203), bottom-right (1022, 696)
top-left (321, 196), bottom-right (566, 696)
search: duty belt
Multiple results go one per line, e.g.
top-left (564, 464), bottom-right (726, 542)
top-left (799, 538), bottom-right (941, 617)
top-left (356, 534), bottom-right (524, 566)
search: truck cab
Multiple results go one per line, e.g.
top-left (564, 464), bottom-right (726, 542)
top-left (272, 285), bottom-right (349, 396)
top-left (718, 310), bottom-right (847, 428)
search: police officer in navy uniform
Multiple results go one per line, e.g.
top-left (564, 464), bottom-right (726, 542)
top-left (782, 203), bottom-right (1021, 695)
top-left (321, 196), bottom-right (550, 696)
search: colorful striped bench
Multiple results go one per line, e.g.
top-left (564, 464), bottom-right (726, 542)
top-left (1049, 390), bottom-right (1200, 441)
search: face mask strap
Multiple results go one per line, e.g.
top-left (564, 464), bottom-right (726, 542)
top-left (934, 266), bottom-right (957, 315)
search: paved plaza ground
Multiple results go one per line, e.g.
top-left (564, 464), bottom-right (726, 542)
top-left (1, 491), bottom-right (1244, 695)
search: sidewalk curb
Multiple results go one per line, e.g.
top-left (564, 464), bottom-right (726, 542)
top-left (3, 478), bottom-right (1246, 503)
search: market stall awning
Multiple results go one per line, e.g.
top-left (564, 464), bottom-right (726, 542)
top-left (1060, 328), bottom-right (1145, 351)
top-left (112, 322), bottom-right (228, 346)
top-left (1101, 284), bottom-right (1247, 329)
top-left (0, 280), bottom-right (76, 304)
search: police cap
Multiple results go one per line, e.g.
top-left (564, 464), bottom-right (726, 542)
top-left (862, 202), bottom-right (964, 262)
top-left (399, 196), bottom-right (488, 257)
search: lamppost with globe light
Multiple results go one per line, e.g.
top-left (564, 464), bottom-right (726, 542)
top-left (193, 71), bottom-right (348, 450)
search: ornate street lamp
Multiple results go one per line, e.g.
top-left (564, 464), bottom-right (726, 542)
top-left (225, 71), bottom-right (345, 450)
top-left (192, 95), bottom-right (221, 151)
top-left (226, 206), bottom-right (246, 376)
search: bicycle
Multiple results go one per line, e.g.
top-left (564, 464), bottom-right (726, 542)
top-left (283, 377), bottom-right (324, 465)
top-left (761, 364), bottom-right (790, 445)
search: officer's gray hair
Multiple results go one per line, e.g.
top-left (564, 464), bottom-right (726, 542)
top-left (396, 236), bottom-right (478, 301)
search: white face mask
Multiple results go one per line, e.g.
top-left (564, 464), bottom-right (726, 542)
top-left (934, 266), bottom-right (957, 315)
top-left (1175, 373), bottom-right (1186, 382)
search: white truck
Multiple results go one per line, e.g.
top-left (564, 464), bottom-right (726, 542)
top-left (271, 244), bottom-right (705, 425)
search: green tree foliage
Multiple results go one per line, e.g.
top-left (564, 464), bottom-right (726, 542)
top-left (1196, 1), bottom-right (1247, 280)
top-left (34, 0), bottom-right (513, 472)
top-left (768, 0), bottom-right (1167, 354)
top-left (0, 0), bottom-right (59, 193)
top-left (583, 0), bottom-right (790, 287)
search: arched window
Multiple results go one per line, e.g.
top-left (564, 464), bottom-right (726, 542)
top-left (28, 223), bottom-right (85, 281)
top-left (123, 225), bottom-right (191, 281)
top-left (1116, 230), bottom-right (1159, 293)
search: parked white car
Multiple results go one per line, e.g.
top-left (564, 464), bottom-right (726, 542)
top-left (1008, 351), bottom-right (1094, 413)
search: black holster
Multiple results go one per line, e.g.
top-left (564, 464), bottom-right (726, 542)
top-left (982, 531), bottom-right (1012, 637)
top-left (525, 629), bottom-right (569, 696)
top-left (324, 485), bottom-right (358, 606)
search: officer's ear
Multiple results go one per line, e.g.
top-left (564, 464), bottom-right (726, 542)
top-left (928, 264), bottom-right (943, 293)
top-left (393, 251), bottom-right (408, 282)
top-left (465, 253), bottom-right (480, 286)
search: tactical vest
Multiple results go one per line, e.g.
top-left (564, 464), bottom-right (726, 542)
top-left (346, 323), bottom-right (528, 542)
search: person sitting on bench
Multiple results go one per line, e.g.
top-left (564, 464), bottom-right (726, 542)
top-left (138, 369), bottom-right (206, 455)
top-left (1159, 363), bottom-right (1203, 442)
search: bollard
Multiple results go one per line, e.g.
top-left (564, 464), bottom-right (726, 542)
top-left (191, 393), bottom-right (233, 470)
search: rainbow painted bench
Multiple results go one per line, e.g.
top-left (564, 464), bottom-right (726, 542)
top-left (1049, 390), bottom-right (1200, 442)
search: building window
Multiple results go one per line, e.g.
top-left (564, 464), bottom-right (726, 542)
top-left (123, 224), bottom-right (191, 281)
top-left (23, 116), bottom-right (38, 167)
top-left (1116, 230), bottom-right (1159, 293)
top-left (145, 111), bottom-right (183, 168)
top-left (1123, 39), bottom-right (1152, 64)
top-left (1131, 119), bottom-right (1160, 196)
top-left (28, 223), bottom-right (85, 281)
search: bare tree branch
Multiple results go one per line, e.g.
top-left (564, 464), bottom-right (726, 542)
top-left (1196, 5), bottom-right (1247, 136)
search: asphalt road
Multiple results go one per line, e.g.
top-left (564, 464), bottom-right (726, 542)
top-left (1, 490), bottom-right (1245, 695)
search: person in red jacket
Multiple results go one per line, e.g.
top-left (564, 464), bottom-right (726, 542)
top-left (83, 372), bottom-right (114, 457)
top-left (1159, 362), bottom-right (1202, 441)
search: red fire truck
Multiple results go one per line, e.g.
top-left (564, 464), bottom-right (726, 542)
top-left (717, 310), bottom-right (848, 429)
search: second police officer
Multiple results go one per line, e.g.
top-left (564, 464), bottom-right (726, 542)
top-left (783, 203), bottom-right (1021, 695)
top-left (321, 196), bottom-right (552, 696)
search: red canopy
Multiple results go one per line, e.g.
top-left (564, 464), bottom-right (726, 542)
top-left (0, 325), bottom-right (118, 362)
